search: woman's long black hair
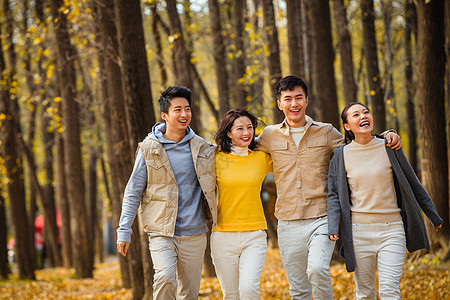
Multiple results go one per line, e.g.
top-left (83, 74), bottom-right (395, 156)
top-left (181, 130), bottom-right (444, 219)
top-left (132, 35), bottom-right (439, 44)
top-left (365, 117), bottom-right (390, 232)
top-left (215, 108), bottom-right (258, 153)
top-left (341, 102), bottom-right (370, 144)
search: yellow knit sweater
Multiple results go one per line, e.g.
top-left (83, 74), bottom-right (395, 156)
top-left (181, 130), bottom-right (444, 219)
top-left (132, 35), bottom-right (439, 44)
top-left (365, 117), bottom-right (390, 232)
top-left (214, 150), bottom-right (272, 231)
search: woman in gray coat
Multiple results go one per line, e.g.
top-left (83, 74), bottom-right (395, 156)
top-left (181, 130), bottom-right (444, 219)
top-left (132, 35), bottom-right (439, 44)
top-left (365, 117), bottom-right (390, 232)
top-left (327, 102), bottom-right (442, 300)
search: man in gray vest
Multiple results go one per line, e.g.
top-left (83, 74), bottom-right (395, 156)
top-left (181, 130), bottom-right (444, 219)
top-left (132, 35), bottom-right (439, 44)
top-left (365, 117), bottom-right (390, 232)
top-left (117, 86), bottom-right (217, 300)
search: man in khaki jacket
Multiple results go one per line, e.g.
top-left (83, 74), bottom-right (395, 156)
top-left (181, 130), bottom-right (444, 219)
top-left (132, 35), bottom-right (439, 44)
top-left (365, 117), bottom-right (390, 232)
top-left (117, 86), bottom-right (216, 300)
top-left (257, 75), bottom-right (401, 299)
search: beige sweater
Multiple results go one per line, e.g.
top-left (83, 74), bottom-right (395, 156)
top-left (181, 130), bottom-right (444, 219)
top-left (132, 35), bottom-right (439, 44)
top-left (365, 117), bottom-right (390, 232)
top-left (343, 137), bottom-right (402, 224)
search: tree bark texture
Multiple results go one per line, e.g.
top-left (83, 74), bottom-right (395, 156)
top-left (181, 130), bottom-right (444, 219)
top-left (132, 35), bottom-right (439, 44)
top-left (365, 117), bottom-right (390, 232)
top-left (361, 0), bottom-right (386, 133)
top-left (301, 0), bottom-right (317, 119)
top-left (50, 0), bottom-right (92, 278)
top-left (209, 0), bottom-right (230, 118)
top-left (151, 3), bottom-right (168, 87)
top-left (115, 0), bottom-right (155, 151)
top-left (232, 0), bottom-right (247, 108)
top-left (0, 2), bottom-right (35, 280)
top-left (404, 0), bottom-right (418, 172)
top-left (309, 0), bottom-right (340, 129)
top-left (165, 0), bottom-right (200, 131)
top-left (261, 0), bottom-right (284, 123)
top-left (96, 0), bottom-right (134, 288)
top-left (333, 0), bottom-right (358, 104)
top-left (286, 0), bottom-right (305, 79)
top-left (0, 189), bottom-right (8, 278)
top-left (417, 0), bottom-right (449, 251)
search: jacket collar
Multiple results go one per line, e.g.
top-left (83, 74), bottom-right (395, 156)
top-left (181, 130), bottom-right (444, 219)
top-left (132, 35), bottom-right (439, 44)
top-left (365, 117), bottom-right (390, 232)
top-left (278, 115), bottom-right (315, 136)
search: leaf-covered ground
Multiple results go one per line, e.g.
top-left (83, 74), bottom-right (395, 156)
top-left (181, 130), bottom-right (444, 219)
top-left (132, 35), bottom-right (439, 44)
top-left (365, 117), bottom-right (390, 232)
top-left (1, 248), bottom-right (448, 299)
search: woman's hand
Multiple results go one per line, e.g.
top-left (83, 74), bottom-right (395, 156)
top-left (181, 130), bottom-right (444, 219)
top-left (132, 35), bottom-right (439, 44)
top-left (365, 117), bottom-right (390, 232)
top-left (329, 234), bottom-right (339, 241)
top-left (117, 241), bottom-right (130, 257)
top-left (435, 223), bottom-right (443, 231)
top-left (386, 132), bottom-right (402, 150)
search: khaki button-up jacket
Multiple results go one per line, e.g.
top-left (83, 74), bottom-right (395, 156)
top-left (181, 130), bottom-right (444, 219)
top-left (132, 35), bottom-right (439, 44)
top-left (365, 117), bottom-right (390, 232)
top-left (139, 135), bottom-right (217, 236)
top-left (257, 117), bottom-right (344, 220)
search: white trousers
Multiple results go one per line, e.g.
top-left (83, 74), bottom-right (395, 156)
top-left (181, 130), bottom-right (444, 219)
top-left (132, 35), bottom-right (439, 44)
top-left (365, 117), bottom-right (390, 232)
top-left (277, 217), bottom-right (334, 300)
top-left (211, 230), bottom-right (267, 300)
top-left (352, 221), bottom-right (406, 300)
top-left (149, 233), bottom-right (207, 300)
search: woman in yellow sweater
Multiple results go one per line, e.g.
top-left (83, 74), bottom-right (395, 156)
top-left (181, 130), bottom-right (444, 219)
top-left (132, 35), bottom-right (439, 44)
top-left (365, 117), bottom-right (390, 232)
top-left (212, 108), bottom-right (272, 300)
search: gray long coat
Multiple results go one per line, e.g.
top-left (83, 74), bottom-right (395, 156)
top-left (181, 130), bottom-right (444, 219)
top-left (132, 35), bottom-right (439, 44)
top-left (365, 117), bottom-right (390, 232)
top-left (327, 142), bottom-right (443, 272)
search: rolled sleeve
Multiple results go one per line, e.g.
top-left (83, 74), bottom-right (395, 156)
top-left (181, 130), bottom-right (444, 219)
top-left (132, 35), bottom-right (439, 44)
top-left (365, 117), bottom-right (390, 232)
top-left (116, 149), bottom-right (148, 243)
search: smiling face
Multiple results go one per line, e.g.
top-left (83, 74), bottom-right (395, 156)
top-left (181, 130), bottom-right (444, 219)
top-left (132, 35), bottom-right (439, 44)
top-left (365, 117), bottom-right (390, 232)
top-left (227, 116), bottom-right (254, 148)
top-left (343, 104), bottom-right (373, 138)
top-left (161, 97), bottom-right (191, 133)
top-left (277, 85), bottom-right (308, 128)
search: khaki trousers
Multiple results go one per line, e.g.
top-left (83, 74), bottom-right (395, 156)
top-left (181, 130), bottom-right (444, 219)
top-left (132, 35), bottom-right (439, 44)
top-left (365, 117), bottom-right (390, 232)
top-left (149, 233), bottom-right (207, 300)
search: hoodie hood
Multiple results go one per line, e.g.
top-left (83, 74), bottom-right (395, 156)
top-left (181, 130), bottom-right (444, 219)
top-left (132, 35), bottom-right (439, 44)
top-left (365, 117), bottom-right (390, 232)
top-left (147, 122), bottom-right (195, 150)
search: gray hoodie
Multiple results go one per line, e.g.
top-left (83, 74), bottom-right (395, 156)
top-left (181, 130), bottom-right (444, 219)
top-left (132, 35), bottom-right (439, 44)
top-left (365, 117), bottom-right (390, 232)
top-left (117, 123), bottom-right (207, 242)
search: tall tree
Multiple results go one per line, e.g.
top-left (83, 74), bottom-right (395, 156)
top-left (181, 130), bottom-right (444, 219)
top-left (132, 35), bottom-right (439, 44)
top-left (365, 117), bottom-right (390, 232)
top-left (404, 0), bottom-right (418, 172)
top-left (380, 0), bottom-right (399, 130)
top-left (301, 0), bottom-right (317, 119)
top-left (209, 0), bottom-right (230, 117)
top-left (114, 0), bottom-right (156, 297)
top-left (309, 0), bottom-right (340, 129)
top-left (0, 9), bottom-right (35, 280)
top-left (95, 0), bottom-right (132, 288)
top-left (286, 0), bottom-right (305, 78)
top-left (115, 0), bottom-right (155, 151)
top-left (261, 0), bottom-right (283, 123)
top-left (417, 0), bottom-right (449, 254)
top-left (165, 0), bottom-right (199, 131)
top-left (232, 0), bottom-right (247, 108)
top-left (361, 0), bottom-right (386, 133)
top-left (151, 2), bottom-right (168, 87)
top-left (0, 183), bottom-right (8, 278)
top-left (333, 0), bottom-right (358, 104)
top-left (50, 0), bottom-right (92, 278)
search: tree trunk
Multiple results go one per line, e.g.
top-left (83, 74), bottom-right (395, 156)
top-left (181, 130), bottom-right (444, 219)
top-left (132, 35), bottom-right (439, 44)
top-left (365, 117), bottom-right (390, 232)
top-left (0, 1), bottom-right (35, 280)
top-left (55, 133), bottom-right (72, 268)
top-left (333, 0), bottom-right (358, 104)
top-left (203, 221), bottom-right (216, 278)
top-left (50, 0), bottom-right (92, 278)
top-left (361, 0), bottom-right (386, 133)
top-left (0, 181), bottom-right (9, 278)
top-left (286, 0), bottom-right (305, 78)
top-left (381, 0), bottom-right (400, 131)
top-left (151, 3), bottom-right (168, 87)
top-left (232, 0), bottom-right (247, 108)
top-left (165, 0), bottom-right (198, 131)
top-left (261, 0), bottom-right (283, 123)
top-left (248, 0), bottom-right (265, 114)
top-left (114, 1), bottom-right (157, 292)
top-left (88, 150), bottom-right (97, 266)
top-left (209, 0), bottom-right (230, 118)
top-left (309, 0), bottom-right (340, 129)
top-left (417, 0), bottom-right (449, 252)
top-left (115, 0), bottom-right (155, 151)
top-left (96, 0), bottom-right (133, 289)
top-left (405, 0), bottom-right (418, 173)
top-left (35, 0), bottom-right (61, 268)
top-left (301, 0), bottom-right (317, 119)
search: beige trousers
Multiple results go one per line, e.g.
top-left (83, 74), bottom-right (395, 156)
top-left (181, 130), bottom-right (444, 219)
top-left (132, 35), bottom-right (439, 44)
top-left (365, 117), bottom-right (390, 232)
top-left (149, 233), bottom-right (207, 300)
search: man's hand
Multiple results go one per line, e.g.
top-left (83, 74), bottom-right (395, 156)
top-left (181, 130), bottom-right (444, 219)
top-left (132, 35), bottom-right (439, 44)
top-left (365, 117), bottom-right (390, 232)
top-left (329, 234), bottom-right (339, 242)
top-left (386, 132), bottom-right (402, 150)
top-left (435, 223), bottom-right (443, 232)
top-left (117, 241), bottom-right (130, 257)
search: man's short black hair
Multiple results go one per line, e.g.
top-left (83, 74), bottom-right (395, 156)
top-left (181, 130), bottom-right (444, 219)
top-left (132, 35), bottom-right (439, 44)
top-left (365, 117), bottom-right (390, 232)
top-left (158, 86), bottom-right (192, 114)
top-left (276, 75), bottom-right (308, 101)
